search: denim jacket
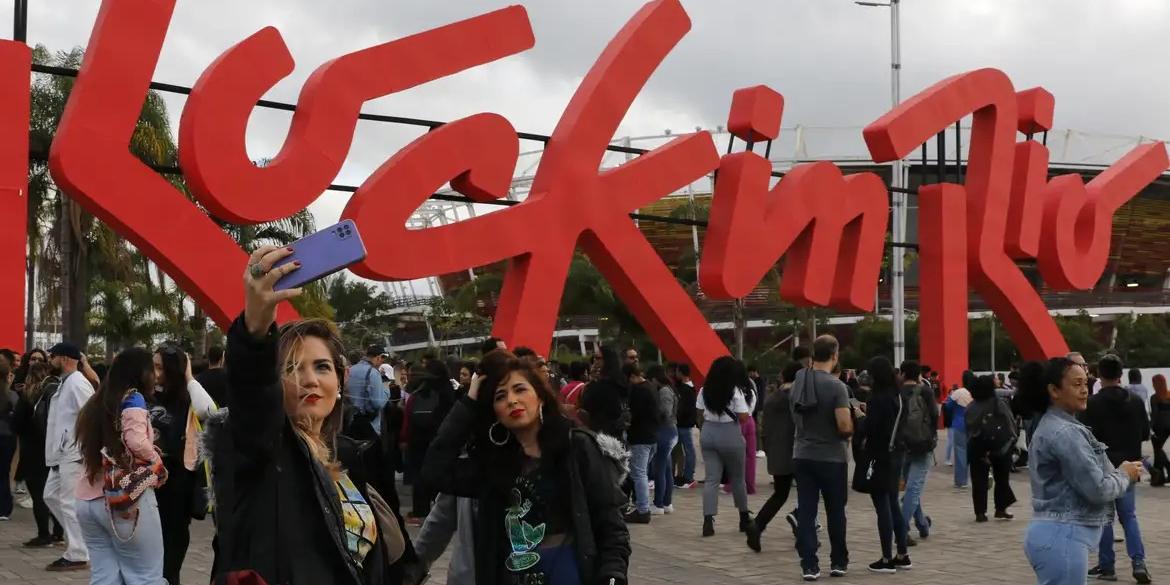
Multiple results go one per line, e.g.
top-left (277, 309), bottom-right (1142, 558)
top-left (1029, 406), bottom-right (1130, 526)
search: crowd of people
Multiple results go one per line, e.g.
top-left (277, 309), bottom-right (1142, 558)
top-left (0, 247), bottom-right (1167, 585)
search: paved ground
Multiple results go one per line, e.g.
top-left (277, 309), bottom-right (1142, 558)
top-left (3, 444), bottom-right (1168, 584)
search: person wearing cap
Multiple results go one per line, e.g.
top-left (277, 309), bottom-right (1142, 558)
top-left (42, 342), bottom-right (96, 571)
top-left (345, 344), bottom-right (391, 440)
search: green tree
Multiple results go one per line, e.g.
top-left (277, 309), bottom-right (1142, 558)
top-left (326, 275), bottom-right (397, 349)
top-left (1054, 311), bottom-right (1104, 359)
top-left (1113, 314), bottom-right (1170, 367)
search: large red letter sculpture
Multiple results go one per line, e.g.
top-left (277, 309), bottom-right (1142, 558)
top-left (10, 0), bottom-right (1164, 385)
top-left (48, 0), bottom-right (297, 328)
top-left (179, 6), bottom-right (534, 224)
top-left (0, 42), bottom-right (30, 349)
top-left (342, 0), bottom-right (728, 377)
top-left (701, 87), bottom-right (889, 312)
top-left (864, 69), bottom-right (1167, 386)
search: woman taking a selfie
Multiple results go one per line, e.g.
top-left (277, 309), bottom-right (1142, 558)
top-left (75, 348), bottom-right (166, 583)
top-left (422, 349), bottom-right (631, 585)
top-left (1018, 358), bottom-right (1142, 585)
top-left (209, 245), bottom-right (416, 585)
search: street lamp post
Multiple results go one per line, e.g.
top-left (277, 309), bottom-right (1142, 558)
top-left (856, 0), bottom-right (905, 367)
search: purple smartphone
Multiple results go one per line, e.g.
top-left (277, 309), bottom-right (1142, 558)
top-left (273, 220), bottom-right (367, 291)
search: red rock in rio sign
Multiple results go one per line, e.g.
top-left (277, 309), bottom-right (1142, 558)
top-left (0, 0), bottom-right (1165, 384)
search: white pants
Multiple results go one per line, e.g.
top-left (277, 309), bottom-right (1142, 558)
top-left (44, 459), bottom-right (89, 562)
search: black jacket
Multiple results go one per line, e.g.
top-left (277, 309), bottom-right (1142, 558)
top-left (579, 379), bottom-right (628, 439)
top-left (674, 382), bottom-right (698, 428)
top-left (209, 316), bottom-right (417, 585)
top-left (422, 396), bottom-right (631, 585)
top-left (1084, 384), bottom-right (1150, 466)
top-left (862, 392), bottom-right (904, 492)
top-left (625, 382), bottom-right (661, 445)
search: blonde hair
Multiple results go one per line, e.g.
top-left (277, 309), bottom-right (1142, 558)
top-left (277, 319), bottom-right (347, 479)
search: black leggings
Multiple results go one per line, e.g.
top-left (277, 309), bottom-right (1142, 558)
top-left (1152, 433), bottom-right (1168, 483)
top-left (157, 466), bottom-right (195, 585)
top-left (870, 488), bottom-right (908, 560)
top-left (23, 463), bottom-right (63, 539)
top-left (755, 474), bottom-right (795, 531)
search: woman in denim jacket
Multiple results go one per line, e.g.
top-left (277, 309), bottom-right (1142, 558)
top-left (1016, 357), bottom-right (1143, 584)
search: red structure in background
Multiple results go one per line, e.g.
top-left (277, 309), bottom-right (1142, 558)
top-left (0, 0), bottom-right (1166, 382)
top-left (864, 69), bottom-right (1167, 387)
top-left (0, 42), bottom-right (29, 351)
top-left (702, 87), bottom-right (889, 313)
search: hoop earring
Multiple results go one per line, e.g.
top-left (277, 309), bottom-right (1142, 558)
top-left (489, 421), bottom-right (511, 446)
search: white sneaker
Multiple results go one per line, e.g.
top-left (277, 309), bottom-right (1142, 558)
top-left (651, 507), bottom-right (666, 515)
top-left (756, 450), bottom-right (766, 458)
top-left (663, 505), bottom-right (675, 514)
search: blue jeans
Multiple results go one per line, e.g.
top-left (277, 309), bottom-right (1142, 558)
top-left (952, 427), bottom-right (969, 487)
top-left (653, 426), bottom-right (678, 508)
top-left (793, 459), bottom-right (848, 571)
top-left (629, 443), bottom-right (657, 514)
top-left (678, 426), bottom-right (696, 483)
top-left (77, 490), bottom-right (166, 585)
top-left (1026, 519), bottom-right (1100, 585)
top-left (901, 452), bottom-right (932, 535)
top-left (1099, 484), bottom-right (1145, 571)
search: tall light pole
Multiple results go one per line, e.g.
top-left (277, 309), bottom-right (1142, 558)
top-left (856, 0), bottom-right (905, 367)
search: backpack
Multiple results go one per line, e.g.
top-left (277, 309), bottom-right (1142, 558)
top-left (973, 399), bottom-right (1016, 457)
top-left (898, 384), bottom-right (937, 454)
top-left (408, 387), bottom-right (443, 435)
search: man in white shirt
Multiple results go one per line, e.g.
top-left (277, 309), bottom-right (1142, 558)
top-left (43, 342), bottom-right (95, 571)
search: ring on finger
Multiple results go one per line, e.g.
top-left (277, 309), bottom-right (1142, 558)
top-left (249, 263), bottom-right (268, 279)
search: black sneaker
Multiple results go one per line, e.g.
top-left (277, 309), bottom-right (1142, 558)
top-left (623, 510), bottom-right (651, 524)
top-left (745, 522), bottom-right (762, 553)
top-left (46, 558), bottom-right (89, 572)
top-left (786, 512), bottom-right (799, 538)
top-left (1134, 561), bottom-right (1152, 585)
top-left (975, 514), bottom-right (989, 523)
top-left (893, 555), bottom-right (913, 570)
top-left (919, 515), bottom-right (932, 538)
top-left (994, 509), bottom-right (1014, 521)
top-left (23, 536), bottom-right (54, 548)
top-left (802, 567), bottom-right (821, 581)
top-left (1091, 566), bottom-right (1118, 582)
top-left (868, 559), bottom-right (896, 574)
top-left (829, 565), bottom-right (848, 577)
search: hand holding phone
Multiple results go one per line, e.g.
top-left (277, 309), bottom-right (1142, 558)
top-left (273, 220), bottom-right (367, 291)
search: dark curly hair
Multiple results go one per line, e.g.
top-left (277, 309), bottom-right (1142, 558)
top-left (470, 350), bottom-right (572, 494)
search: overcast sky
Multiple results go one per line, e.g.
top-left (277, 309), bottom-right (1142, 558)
top-left (7, 0), bottom-right (1170, 294)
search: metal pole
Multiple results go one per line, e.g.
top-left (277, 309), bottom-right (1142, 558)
top-left (14, 0), bottom-right (28, 42)
top-left (990, 316), bottom-right (997, 373)
top-left (889, 0), bottom-right (906, 367)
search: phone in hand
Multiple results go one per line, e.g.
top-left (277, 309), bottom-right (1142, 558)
top-left (273, 220), bottom-right (368, 291)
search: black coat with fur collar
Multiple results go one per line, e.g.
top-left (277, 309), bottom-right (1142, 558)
top-left (421, 395), bottom-right (631, 585)
top-left (205, 316), bottom-right (417, 585)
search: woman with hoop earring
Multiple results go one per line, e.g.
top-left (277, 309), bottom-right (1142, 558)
top-left (422, 350), bottom-right (632, 585)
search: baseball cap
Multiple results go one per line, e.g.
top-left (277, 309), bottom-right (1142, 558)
top-left (48, 342), bottom-right (82, 361)
top-left (366, 344), bottom-right (389, 358)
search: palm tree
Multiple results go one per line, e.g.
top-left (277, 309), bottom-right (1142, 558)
top-left (31, 46), bottom-right (184, 349)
